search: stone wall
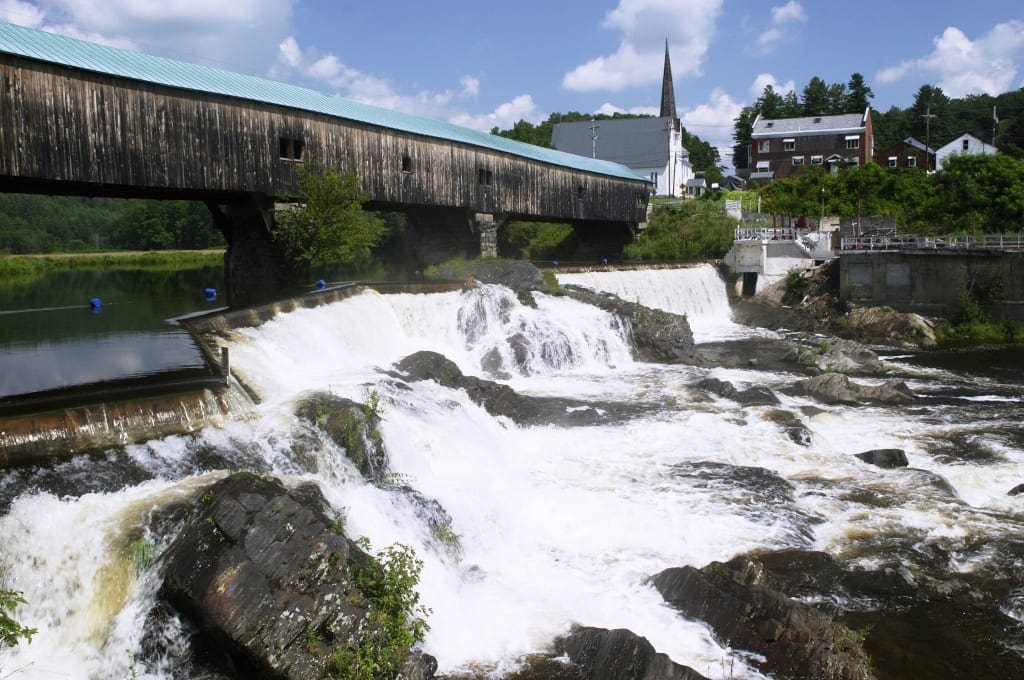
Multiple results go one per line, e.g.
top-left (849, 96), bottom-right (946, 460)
top-left (839, 250), bottom-right (1024, 321)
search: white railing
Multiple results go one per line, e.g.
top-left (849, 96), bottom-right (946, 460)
top-left (840, 233), bottom-right (1024, 251)
top-left (734, 227), bottom-right (812, 241)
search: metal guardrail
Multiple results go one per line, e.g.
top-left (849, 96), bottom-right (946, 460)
top-left (840, 233), bottom-right (1024, 251)
top-left (734, 227), bottom-right (812, 241)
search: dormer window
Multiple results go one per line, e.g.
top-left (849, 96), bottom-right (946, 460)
top-left (765, 122), bottom-right (774, 128)
top-left (813, 117), bottom-right (822, 124)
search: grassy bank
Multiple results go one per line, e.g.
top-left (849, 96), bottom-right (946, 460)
top-left (0, 249), bottom-right (225, 278)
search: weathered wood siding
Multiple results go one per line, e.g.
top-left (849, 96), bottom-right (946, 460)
top-left (0, 54), bottom-right (648, 223)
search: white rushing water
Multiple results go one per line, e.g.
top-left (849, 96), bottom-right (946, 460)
top-left (2, 266), bottom-right (1023, 679)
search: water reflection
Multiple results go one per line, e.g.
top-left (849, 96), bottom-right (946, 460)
top-left (0, 265), bottom-right (223, 396)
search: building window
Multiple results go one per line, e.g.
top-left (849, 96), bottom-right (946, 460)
top-left (478, 168), bottom-right (493, 186)
top-left (756, 160), bottom-right (770, 171)
top-left (401, 154), bottom-right (413, 173)
top-left (813, 117), bottom-right (822, 124)
top-left (848, 156), bottom-right (860, 166)
top-left (765, 122), bottom-right (774, 128)
top-left (962, 138), bottom-right (970, 151)
top-left (783, 139), bottom-right (796, 151)
top-left (757, 140), bottom-right (770, 153)
top-left (846, 137), bottom-right (860, 150)
top-left (888, 156), bottom-right (898, 168)
top-left (792, 156), bottom-right (804, 166)
top-left (279, 137), bottom-right (304, 161)
top-left (811, 155), bottom-right (823, 165)
top-left (907, 156), bottom-right (917, 168)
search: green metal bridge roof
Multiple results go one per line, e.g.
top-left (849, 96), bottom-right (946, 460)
top-left (0, 21), bottom-right (648, 183)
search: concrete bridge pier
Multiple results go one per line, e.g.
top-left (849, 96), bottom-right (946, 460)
top-left (207, 193), bottom-right (288, 306)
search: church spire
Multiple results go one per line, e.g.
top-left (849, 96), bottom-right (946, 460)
top-left (659, 39), bottom-right (677, 125)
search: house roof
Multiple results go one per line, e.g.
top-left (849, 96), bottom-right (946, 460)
top-left (551, 117), bottom-right (687, 169)
top-left (903, 137), bottom-right (935, 154)
top-left (685, 178), bottom-right (706, 187)
top-left (752, 110), bottom-right (868, 138)
top-left (0, 20), bottom-right (646, 182)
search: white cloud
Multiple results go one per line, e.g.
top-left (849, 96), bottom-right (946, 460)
top-left (594, 102), bottom-right (659, 116)
top-left (449, 94), bottom-right (543, 132)
top-left (0, 0), bottom-right (44, 27)
top-left (459, 75), bottom-right (480, 99)
top-left (876, 21), bottom-right (1024, 97)
top-left (749, 73), bottom-right (795, 100)
top-left (757, 1), bottom-right (807, 54)
top-left (562, 0), bottom-right (724, 93)
top-left (6, 1), bottom-right (294, 72)
top-left (680, 88), bottom-right (744, 166)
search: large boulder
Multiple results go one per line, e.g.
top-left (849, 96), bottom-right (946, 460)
top-left (651, 557), bottom-right (872, 680)
top-left (854, 448), bottom-right (910, 468)
top-left (295, 392), bottom-right (388, 483)
top-left (695, 377), bottom-right (780, 406)
top-left (793, 372), bottom-right (918, 405)
top-left (560, 285), bottom-right (697, 364)
top-left (844, 306), bottom-right (937, 349)
top-left (159, 472), bottom-right (434, 680)
top-left (560, 627), bottom-right (709, 680)
top-left (391, 351), bottom-right (653, 426)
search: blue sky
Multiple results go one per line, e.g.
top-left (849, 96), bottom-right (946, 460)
top-left (3, 0), bottom-right (1022, 166)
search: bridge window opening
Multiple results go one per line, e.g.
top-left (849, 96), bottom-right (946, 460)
top-left (279, 137), bottom-right (305, 161)
top-left (401, 154), bottom-right (413, 173)
top-left (577, 186), bottom-right (586, 199)
top-left (478, 168), bottom-right (493, 186)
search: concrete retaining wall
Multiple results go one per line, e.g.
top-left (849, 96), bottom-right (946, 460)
top-left (839, 250), bottom-right (1024, 321)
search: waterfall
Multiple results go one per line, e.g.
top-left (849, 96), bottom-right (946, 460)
top-left (556, 264), bottom-right (752, 341)
top-left (3, 282), bottom-right (1023, 679)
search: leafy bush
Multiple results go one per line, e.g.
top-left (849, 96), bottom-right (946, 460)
top-left (624, 200), bottom-right (736, 262)
top-left (329, 542), bottom-right (430, 679)
top-left (1, 583), bottom-right (36, 649)
top-left (499, 222), bottom-right (577, 261)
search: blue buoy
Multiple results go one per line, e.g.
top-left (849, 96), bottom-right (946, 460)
top-left (315, 279), bottom-right (326, 290)
top-left (552, 260), bottom-right (559, 267)
top-left (204, 287), bottom-right (217, 302)
top-left (601, 257), bottom-right (608, 265)
top-left (635, 255), bottom-right (643, 263)
top-left (89, 297), bottom-right (102, 313)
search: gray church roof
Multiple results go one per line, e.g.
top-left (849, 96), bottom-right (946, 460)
top-left (551, 117), bottom-right (681, 169)
top-left (752, 111), bottom-right (868, 138)
top-left (0, 20), bottom-right (646, 182)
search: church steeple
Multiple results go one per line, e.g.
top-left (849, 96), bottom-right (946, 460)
top-left (659, 39), bottom-right (677, 125)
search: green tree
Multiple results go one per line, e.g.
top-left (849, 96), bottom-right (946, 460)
top-left (802, 77), bottom-right (831, 115)
top-left (274, 162), bottom-right (385, 269)
top-left (732, 107), bottom-right (757, 171)
top-left (625, 201), bottom-right (736, 261)
top-left (845, 73), bottom-right (875, 112)
top-left (935, 154), bottom-right (1024, 231)
top-left (1, 583), bottom-right (37, 651)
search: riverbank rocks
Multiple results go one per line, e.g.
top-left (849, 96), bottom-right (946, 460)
top-left (844, 306), bottom-right (937, 349)
top-left (560, 627), bottom-right (710, 680)
top-left (792, 372), bottom-right (918, 405)
top-left (159, 472), bottom-right (435, 680)
top-left (1008, 483), bottom-right (1024, 496)
top-left (651, 557), bottom-right (872, 680)
top-left (854, 448), bottom-right (910, 468)
top-left (427, 258), bottom-right (545, 296)
top-left (391, 350), bottom-right (654, 426)
top-left (559, 284), bottom-right (698, 364)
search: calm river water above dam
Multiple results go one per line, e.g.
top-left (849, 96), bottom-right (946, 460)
top-left (1, 264), bottom-right (1022, 678)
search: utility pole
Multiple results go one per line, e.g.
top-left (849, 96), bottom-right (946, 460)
top-left (993, 105), bottom-right (999, 146)
top-left (588, 122), bottom-right (599, 159)
top-left (922, 105), bottom-right (936, 172)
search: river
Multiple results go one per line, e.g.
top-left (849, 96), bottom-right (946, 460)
top-left (1, 264), bottom-right (1022, 679)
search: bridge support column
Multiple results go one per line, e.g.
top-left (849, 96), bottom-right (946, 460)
top-left (476, 213), bottom-right (498, 258)
top-left (207, 194), bottom-right (288, 306)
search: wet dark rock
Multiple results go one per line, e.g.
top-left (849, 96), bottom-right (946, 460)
top-left (763, 409), bottom-right (813, 446)
top-left (391, 351), bottom-right (653, 426)
top-left (560, 284), bottom-right (697, 364)
top-left (560, 627), bottom-right (710, 680)
top-left (903, 468), bottom-right (959, 499)
top-left (1009, 483), bottom-right (1024, 496)
top-left (429, 259), bottom-right (545, 294)
top-left (295, 392), bottom-right (388, 483)
top-left (792, 372), bottom-right (918, 405)
top-left (652, 557), bottom-right (872, 680)
top-left (854, 448), bottom-right (909, 468)
top-left (159, 472), bottom-right (434, 680)
top-left (695, 378), bottom-right (780, 406)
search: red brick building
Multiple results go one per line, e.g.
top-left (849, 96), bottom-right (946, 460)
top-left (748, 108), bottom-right (873, 181)
top-left (874, 137), bottom-right (934, 171)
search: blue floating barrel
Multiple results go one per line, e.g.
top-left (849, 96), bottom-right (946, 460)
top-left (315, 279), bottom-right (326, 290)
top-left (204, 288), bottom-right (217, 302)
top-left (552, 260), bottom-right (559, 267)
top-left (601, 257), bottom-right (608, 265)
top-left (89, 297), bottom-right (102, 313)
top-left (635, 255), bottom-right (643, 263)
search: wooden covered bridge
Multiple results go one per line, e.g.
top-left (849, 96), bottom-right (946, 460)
top-left (0, 21), bottom-right (650, 303)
